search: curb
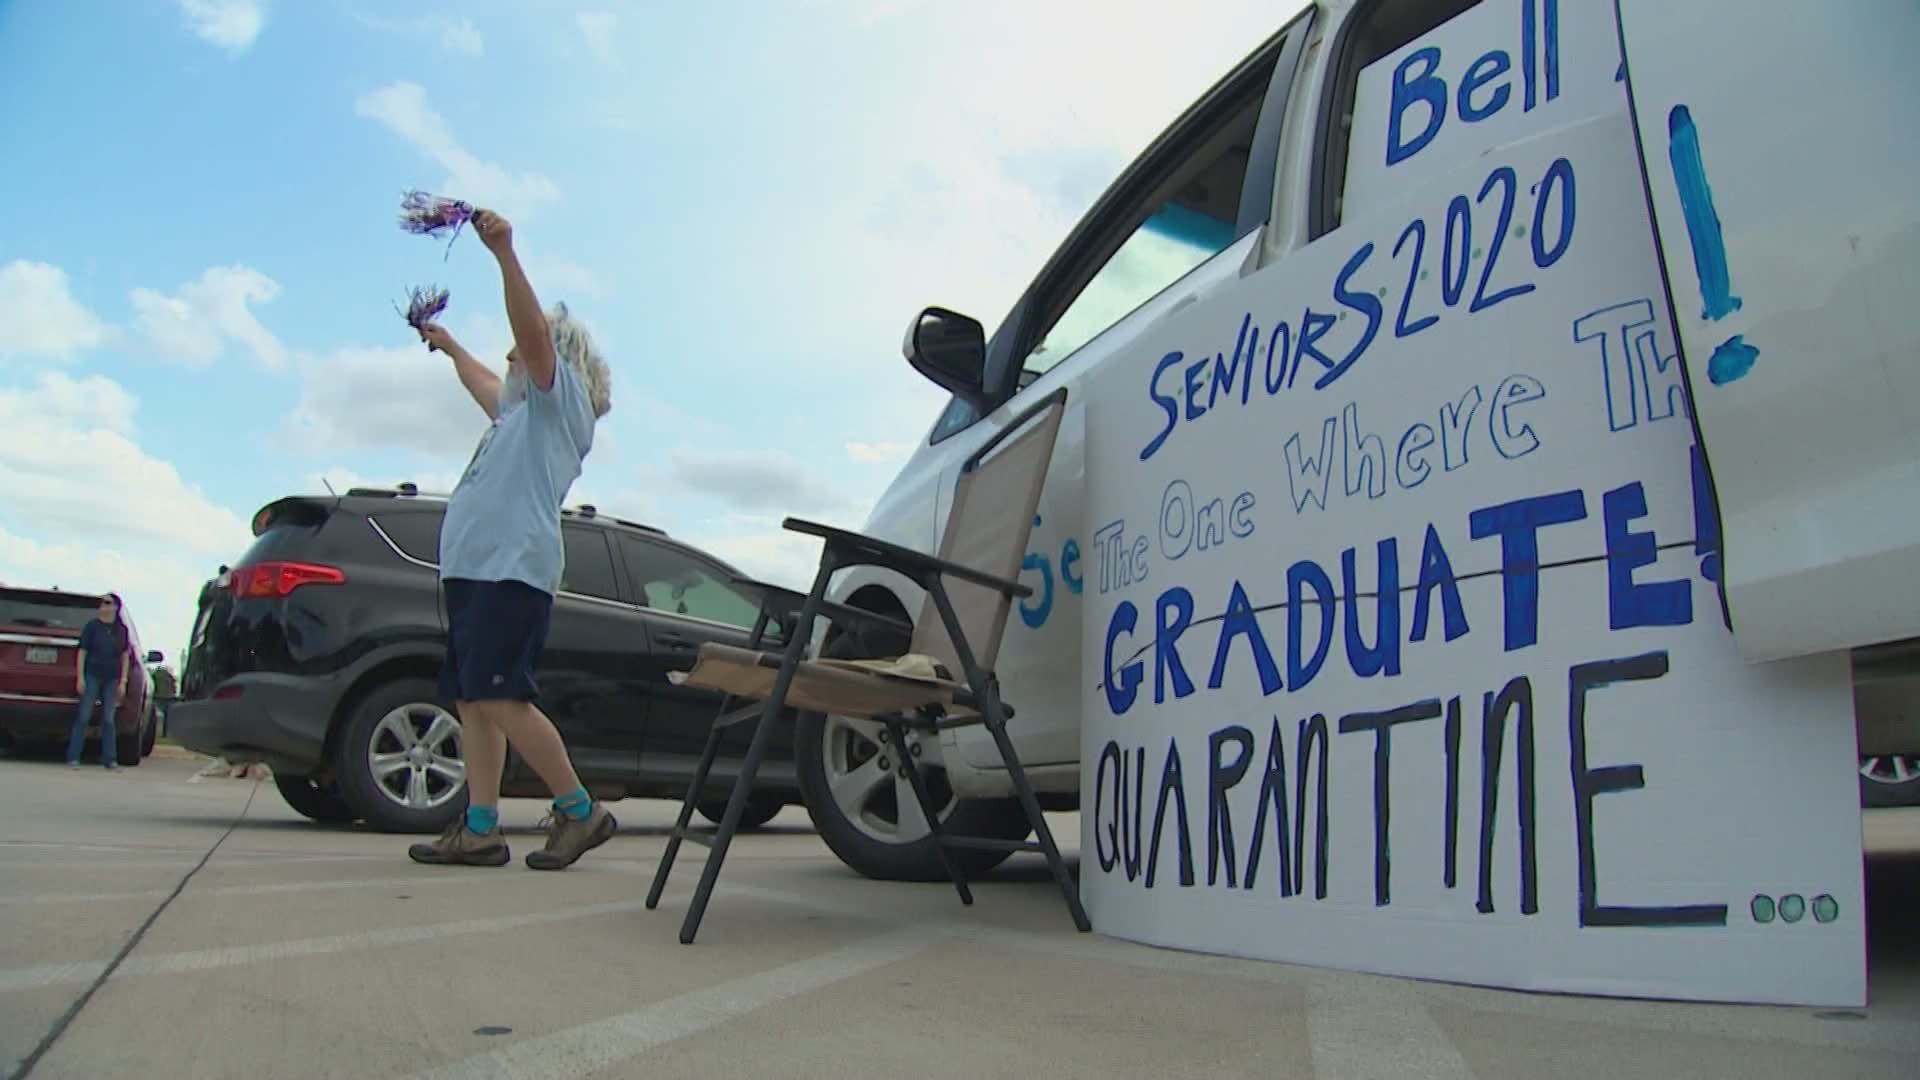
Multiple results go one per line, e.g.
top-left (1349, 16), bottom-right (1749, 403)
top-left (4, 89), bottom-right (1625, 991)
top-left (150, 744), bottom-right (211, 762)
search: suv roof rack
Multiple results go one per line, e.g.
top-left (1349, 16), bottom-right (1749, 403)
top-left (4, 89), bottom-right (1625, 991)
top-left (343, 482), bottom-right (450, 500)
top-left (564, 503), bottom-right (667, 536)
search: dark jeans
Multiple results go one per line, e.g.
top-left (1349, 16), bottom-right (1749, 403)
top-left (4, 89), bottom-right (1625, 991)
top-left (67, 671), bottom-right (120, 766)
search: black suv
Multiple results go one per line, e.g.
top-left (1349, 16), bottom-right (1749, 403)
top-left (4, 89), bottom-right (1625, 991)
top-left (170, 485), bottom-right (798, 833)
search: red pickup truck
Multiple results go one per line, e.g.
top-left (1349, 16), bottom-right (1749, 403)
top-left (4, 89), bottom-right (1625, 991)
top-left (0, 586), bottom-right (164, 765)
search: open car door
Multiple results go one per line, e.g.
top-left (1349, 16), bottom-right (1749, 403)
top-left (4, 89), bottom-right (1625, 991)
top-left (1615, 0), bottom-right (1920, 663)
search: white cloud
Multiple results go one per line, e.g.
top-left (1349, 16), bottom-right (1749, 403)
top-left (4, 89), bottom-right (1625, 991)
top-left (178, 0), bottom-right (264, 54)
top-left (130, 265), bottom-right (287, 370)
top-left (0, 528), bottom-right (214, 669)
top-left (0, 260), bottom-right (109, 360)
top-left (356, 81), bottom-right (560, 213)
top-left (352, 12), bottom-right (483, 56)
top-left (575, 10), bottom-right (616, 59)
top-left (281, 342), bottom-right (492, 460)
top-left (439, 16), bottom-right (484, 56)
top-left (0, 372), bottom-right (252, 657)
top-left (0, 374), bottom-right (249, 558)
top-left (666, 450), bottom-right (861, 518)
top-left (845, 440), bottom-right (914, 465)
top-left (526, 257), bottom-right (605, 299)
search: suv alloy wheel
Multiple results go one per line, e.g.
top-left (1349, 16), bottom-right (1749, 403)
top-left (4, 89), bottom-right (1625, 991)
top-left (793, 629), bottom-right (1032, 880)
top-left (333, 677), bottom-right (469, 833)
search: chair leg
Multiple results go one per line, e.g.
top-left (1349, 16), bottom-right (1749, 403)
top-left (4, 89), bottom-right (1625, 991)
top-left (646, 716), bottom-right (727, 910)
top-left (650, 609), bottom-right (774, 911)
top-left (678, 563), bottom-right (833, 945)
top-left (888, 716), bottom-right (972, 907)
top-left (980, 693), bottom-right (1090, 932)
top-left (923, 578), bottom-right (1090, 932)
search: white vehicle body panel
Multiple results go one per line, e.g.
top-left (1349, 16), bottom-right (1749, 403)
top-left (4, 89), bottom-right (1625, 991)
top-left (1615, 0), bottom-right (1920, 662)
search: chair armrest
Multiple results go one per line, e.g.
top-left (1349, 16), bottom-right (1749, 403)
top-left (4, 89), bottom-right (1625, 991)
top-left (781, 518), bottom-right (1032, 599)
top-left (726, 575), bottom-right (914, 639)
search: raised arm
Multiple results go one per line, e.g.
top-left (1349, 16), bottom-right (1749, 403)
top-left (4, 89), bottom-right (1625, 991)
top-left (472, 209), bottom-right (556, 393)
top-left (420, 324), bottom-right (503, 420)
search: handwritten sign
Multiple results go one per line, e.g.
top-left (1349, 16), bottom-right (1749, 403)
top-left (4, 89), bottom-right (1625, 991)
top-left (1342, 0), bottom-right (1622, 223)
top-left (1076, 101), bottom-right (1864, 1004)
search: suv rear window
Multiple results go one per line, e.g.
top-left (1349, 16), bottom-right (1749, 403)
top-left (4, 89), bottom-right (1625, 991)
top-left (0, 589), bottom-right (101, 631)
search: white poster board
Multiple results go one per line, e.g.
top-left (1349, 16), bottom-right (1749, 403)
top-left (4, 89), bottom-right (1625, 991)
top-left (1343, 0), bottom-right (1622, 223)
top-left (1075, 100), bottom-right (1866, 1004)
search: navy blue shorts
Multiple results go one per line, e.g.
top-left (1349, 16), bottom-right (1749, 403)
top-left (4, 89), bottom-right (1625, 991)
top-left (437, 578), bottom-right (553, 703)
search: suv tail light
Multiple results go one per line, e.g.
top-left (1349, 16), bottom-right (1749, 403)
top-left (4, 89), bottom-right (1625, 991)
top-left (230, 561), bottom-right (346, 599)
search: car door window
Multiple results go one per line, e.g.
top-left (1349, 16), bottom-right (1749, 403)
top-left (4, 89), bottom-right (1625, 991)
top-left (1015, 60), bottom-right (1277, 380)
top-left (560, 527), bottom-right (622, 601)
top-left (618, 536), bottom-right (763, 630)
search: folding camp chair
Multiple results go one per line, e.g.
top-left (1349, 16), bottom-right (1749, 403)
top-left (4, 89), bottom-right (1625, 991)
top-left (650, 387), bottom-right (1090, 944)
top-left (643, 577), bottom-right (910, 912)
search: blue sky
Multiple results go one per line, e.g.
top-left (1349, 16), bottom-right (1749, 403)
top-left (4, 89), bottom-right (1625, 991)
top-left (0, 0), bottom-right (1288, 661)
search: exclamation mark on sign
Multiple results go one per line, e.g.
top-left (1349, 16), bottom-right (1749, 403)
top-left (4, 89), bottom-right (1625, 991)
top-left (1669, 105), bottom-right (1760, 386)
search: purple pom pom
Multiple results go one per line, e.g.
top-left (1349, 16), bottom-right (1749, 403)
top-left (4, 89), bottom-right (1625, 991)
top-left (395, 284), bottom-right (450, 330)
top-left (398, 190), bottom-right (473, 259)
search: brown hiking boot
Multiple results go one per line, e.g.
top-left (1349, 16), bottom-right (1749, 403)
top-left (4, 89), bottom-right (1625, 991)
top-left (525, 803), bottom-right (616, 870)
top-left (408, 821), bottom-right (511, 866)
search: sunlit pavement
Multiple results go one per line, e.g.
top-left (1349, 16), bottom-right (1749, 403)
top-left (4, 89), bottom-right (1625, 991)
top-left (1, 752), bottom-right (1916, 1080)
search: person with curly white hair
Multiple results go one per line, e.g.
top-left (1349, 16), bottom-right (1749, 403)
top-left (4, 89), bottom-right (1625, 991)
top-left (409, 207), bottom-right (617, 870)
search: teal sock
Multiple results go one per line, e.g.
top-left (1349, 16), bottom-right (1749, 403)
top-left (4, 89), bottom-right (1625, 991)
top-left (465, 804), bottom-right (499, 834)
top-left (554, 786), bottom-right (592, 822)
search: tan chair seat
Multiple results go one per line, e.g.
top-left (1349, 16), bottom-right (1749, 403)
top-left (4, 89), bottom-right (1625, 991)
top-left (669, 643), bottom-right (973, 721)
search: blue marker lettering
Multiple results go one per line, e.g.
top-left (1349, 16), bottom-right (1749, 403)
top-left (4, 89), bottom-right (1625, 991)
top-left (1140, 351), bottom-right (1184, 461)
top-left (1104, 601), bottom-right (1142, 714)
top-left (1410, 523), bottom-right (1469, 643)
top-left (1317, 242), bottom-right (1383, 389)
top-left (1468, 489), bottom-right (1589, 652)
top-left (1602, 481), bottom-right (1690, 629)
top-left (1209, 581), bottom-right (1283, 694)
top-left (1458, 51), bottom-right (1512, 122)
top-left (1156, 586), bottom-right (1197, 704)
top-left (1387, 47), bottom-right (1446, 166)
top-left (1286, 558), bottom-right (1336, 691)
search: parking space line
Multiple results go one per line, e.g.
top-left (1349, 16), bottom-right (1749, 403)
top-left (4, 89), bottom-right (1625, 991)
top-left (400, 926), bottom-right (934, 1080)
top-left (0, 898), bottom-right (654, 993)
top-left (0, 873), bottom-right (481, 907)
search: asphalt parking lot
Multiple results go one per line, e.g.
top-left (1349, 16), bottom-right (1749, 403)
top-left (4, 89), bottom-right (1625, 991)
top-left (2, 752), bottom-right (1917, 1080)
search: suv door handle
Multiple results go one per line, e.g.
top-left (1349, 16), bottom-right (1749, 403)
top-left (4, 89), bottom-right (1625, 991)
top-left (654, 632), bottom-right (696, 652)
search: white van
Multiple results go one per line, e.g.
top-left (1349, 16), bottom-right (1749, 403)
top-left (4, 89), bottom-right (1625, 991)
top-left (797, 0), bottom-right (1920, 882)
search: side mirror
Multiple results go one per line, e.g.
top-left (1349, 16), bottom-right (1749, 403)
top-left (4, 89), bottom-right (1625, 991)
top-left (146, 650), bottom-right (164, 663)
top-left (903, 307), bottom-right (988, 406)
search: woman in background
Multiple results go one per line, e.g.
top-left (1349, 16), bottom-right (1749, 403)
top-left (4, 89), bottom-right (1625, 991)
top-left (67, 592), bottom-right (130, 769)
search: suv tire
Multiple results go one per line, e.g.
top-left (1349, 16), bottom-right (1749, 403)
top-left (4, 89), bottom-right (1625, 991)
top-left (333, 677), bottom-right (469, 834)
top-left (275, 773), bottom-right (359, 824)
top-left (794, 631), bottom-right (1031, 881)
top-left (696, 795), bottom-right (783, 831)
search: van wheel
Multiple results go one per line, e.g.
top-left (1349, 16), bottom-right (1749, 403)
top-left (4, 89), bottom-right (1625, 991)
top-left (333, 678), bottom-right (468, 834)
top-left (795, 633), bottom-right (1031, 881)
top-left (275, 773), bottom-right (359, 824)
